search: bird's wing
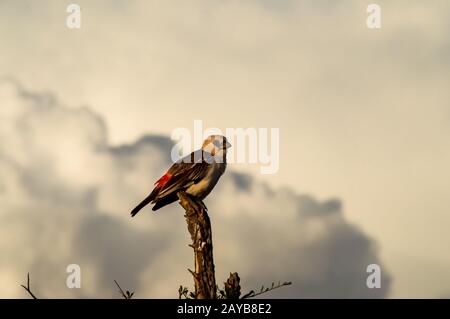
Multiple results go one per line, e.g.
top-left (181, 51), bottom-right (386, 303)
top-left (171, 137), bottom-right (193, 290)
top-left (154, 150), bottom-right (210, 199)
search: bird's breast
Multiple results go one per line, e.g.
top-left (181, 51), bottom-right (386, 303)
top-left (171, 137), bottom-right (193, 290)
top-left (186, 163), bottom-right (225, 199)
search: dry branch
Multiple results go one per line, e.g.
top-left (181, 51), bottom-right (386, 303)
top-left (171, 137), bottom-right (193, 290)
top-left (224, 272), bottom-right (241, 299)
top-left (177, 191), bottom-right (217, 299)
top-left (114, 280), bottom-right (134, 299)
top-left (21, 273), bottom-right (37, 299)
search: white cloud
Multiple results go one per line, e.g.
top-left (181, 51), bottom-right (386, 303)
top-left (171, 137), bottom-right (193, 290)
top-left (0, 80), bottom-right (390, 298)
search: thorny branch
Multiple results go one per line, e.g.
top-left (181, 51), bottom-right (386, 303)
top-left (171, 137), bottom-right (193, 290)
top-left (177, 191), bottom-right (217, 299)
top-left (241, 281), bottom-right (292, 299)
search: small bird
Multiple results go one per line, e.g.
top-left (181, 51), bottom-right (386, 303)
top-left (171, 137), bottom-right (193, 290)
top-left (131, 135), bottom-right (231, 216)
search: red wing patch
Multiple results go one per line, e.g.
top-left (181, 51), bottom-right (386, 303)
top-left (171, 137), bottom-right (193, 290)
top-left (155, 173), bottom-right (172, 188)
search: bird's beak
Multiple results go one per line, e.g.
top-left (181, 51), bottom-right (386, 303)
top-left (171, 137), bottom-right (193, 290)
top-left (225, 141), bottom-right (232, 149)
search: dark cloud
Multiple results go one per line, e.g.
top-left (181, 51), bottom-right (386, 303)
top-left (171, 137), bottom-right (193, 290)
top-left (229, 172), bottom-right (254, 191)
top-left (72, 213), bottom-right (167, 298)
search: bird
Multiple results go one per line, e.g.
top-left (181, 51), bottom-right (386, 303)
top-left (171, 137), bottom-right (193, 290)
top-left (130, 135), bottom-right (231, 216)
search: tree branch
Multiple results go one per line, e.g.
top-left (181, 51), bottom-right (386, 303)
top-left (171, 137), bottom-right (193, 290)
top-left (21, 273), bottom-right (38, 299)
top-left (241, 281), bottom-right (292, 299)
top-left (177, 191), bottom-right (217, 299)
top-left (224, 272), bottom-right (241, 299)
top-left (114, 280), bottom-right (134, 299)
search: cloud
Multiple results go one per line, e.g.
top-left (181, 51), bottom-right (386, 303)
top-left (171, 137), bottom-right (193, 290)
top-left (0, 80), bottom-right (390, 298)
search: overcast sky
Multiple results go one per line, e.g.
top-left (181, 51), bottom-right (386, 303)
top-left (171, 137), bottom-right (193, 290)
top-left (1, 0), bottom-right (449, 298)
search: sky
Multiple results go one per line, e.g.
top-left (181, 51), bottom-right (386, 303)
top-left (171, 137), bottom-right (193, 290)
top-left (0, 0), bottom-right (449, 298)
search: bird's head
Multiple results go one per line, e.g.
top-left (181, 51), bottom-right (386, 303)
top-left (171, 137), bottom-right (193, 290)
top-left (201, 135), bottom-right (232, 162)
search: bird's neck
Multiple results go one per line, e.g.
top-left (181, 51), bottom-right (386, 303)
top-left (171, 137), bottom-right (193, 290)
top-left (203, 149), bottom-right (227, 164)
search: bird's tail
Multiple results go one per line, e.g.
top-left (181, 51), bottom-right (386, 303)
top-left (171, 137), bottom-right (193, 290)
top-left (131, 192), bottom-right (155, 217)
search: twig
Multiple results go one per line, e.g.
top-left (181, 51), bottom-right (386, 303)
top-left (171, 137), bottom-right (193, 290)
top-left (114, 280), bottom-right (134, 299)
top-left (241, 281), bottom-right (292, 299)
top-left (20, 273), bottom-right (38, 299)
